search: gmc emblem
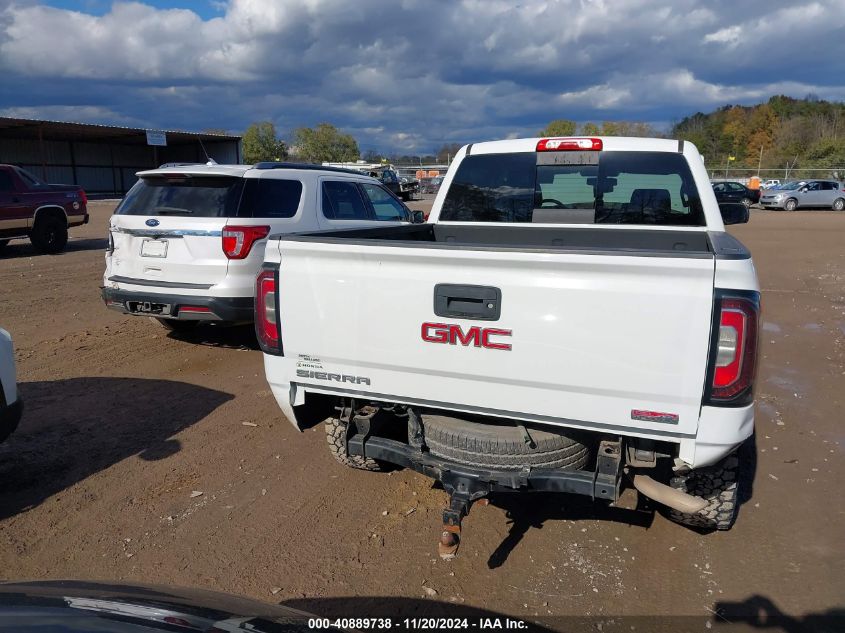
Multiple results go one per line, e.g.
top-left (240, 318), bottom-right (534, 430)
top-left (421, 322), bottom-right (512, 351)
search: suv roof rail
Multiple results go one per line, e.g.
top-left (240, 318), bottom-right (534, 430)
top-left (157, 162), bottom-right (206, 168)
top-left (253, 162), bottom-right (365, 175)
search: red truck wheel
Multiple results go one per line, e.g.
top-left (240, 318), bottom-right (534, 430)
top-left (30, 215), bottom-right (68, 254)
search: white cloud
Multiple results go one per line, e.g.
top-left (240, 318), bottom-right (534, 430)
top-left (0, 0), bottom-right (843, 151)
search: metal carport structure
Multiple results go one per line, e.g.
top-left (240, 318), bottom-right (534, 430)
top-left (0, 117), bottom-right (242, 197)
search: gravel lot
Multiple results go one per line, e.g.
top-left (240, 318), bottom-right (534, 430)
top-left (0, 200), bottom-right (843, 628)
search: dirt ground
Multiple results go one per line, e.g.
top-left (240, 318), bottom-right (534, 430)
top-left (0, 201), bottom-right (843, 629)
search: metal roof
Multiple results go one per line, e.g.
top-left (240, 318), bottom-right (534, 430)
top-left (0, 117), bottom-right (241, 144)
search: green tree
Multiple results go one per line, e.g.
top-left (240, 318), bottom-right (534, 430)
top-left (580, 122), bottom-right (600, 135)
top-left (540, 119), bottom-right (576, 136)
top-left (242, 121), bottom-right (287, 164)
top-left (293, 123), bottom-right (359, 163)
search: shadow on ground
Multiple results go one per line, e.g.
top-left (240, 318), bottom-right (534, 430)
top-left (0, 377), bottom-right (233, 520)
top-left (715, 595), bottom-right (845, 633)
top-left (0, 237), bottom-right (108, 259)
top-left (483, 491), bottom-right (654, 569)
top-left (164, 322), bottom-right (260, 351)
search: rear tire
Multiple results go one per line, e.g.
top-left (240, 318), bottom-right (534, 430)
top-left (833, 198), bottom-right (845, 211)
top-left (30, 215), bottom-right (68, 254)
top-left (784, 198), bottom-right (798, 212)
top-left (422, 414), bottom-right (590, 470)
top-left (0, 239), bottom-right (9, 254)
top-left (666, 452), bottom-right (741, 530)
top-left (153, 318), bottom-right (199, 332)
top-left (740, 197), bottom-right (752, 208)
top-left (325, 416), bottom-right (383, 471)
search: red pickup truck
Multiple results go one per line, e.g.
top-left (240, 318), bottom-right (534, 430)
top-left (0, 164), bottom-right (88, 254)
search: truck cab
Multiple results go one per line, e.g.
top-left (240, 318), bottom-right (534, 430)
top-left (0, 165), bottom-right (88, 254)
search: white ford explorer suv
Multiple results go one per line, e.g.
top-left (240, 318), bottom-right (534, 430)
top-left (102, 162), bottom-right (422, 330)
top-left (256, 137), bottom-right (758, 558)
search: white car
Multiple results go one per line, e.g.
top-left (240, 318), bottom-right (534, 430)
top-left (761, 179), bottom-right (781, 189)
top-left (258, 136), bottom-right (758, 557)
top-left (0, 328), bottom-right (23, 444)
top-left (102, 162), bottom-right (422, 330)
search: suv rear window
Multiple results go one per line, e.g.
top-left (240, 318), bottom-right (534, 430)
top-left (238, 178), bottom-right (303, 218)
top-left (117, 176), bottom-right (243, 217)
top-left (440, 151), bottom-right (705, 225)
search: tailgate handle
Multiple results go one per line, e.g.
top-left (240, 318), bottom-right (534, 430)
top-left (434, 284), bottom-right (501, 321)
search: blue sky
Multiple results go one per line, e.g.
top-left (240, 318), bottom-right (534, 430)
top-left (2, 0), bottom-right (844, 153)
top-left (40, 0), bottom-right (224, 19)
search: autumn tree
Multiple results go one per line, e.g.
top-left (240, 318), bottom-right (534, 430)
top-left (436, 143), bottom-right (462, 163)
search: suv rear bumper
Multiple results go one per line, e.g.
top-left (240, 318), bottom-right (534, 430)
top-left (102, 287), bottom-right (253, 322)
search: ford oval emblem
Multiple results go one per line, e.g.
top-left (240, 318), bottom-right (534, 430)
top-left (145, 219), bottom-right (160, 227)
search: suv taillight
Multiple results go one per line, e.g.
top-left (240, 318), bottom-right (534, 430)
top-left (255, 267), bottom-right (282, 354)
top-left (707, 293), bottom-right (759, 405)
top-left (222, 225), bottom-right (270, 260)
top-left (79, 189), bottom-right (88, 205)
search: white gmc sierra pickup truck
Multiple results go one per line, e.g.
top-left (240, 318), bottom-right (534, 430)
top-left (257, 136), bottom-right (758, 558)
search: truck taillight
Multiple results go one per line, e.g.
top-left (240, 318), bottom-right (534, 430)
top-left (536, 137), bottom-right (603, 152)
top-left (79, 189), bottom-right (88, 205)
top-left (222, 225), bottom-right (270, 260)
top-left (708, 294), bottom-right (759, 404)
top-left (255, 268), bottom-right (282, 354)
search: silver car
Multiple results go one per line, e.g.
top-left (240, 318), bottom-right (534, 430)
top-left (760, 180), bottom-right (845, 211)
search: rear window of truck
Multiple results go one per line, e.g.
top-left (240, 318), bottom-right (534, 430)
top-left (117, 176), bottom-right (244, 217)
top-left (440, 151), bottom-right (705, 225)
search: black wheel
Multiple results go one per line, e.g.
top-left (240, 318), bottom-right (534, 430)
top-left (325, 416), bottom-right (383, 471)
top-left (784, 198), bottom-right (797, 212)
top-left (30, 215), bottom-right (68, 254)
top-left (421, 413), bottom-right (590, 470)
top-left (666, 451), bottom-right (743, 530)
top-left (833, 198), bottom-right (845, 211)
top-left (153, 318), bottom-right (199, 332)
top-left (0, 239), bottom-right (9, 254)
top-left (740, 197), bottom-right (752, 208)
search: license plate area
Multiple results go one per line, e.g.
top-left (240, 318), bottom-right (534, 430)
top-left (141, 239), bottom-right (168, 258)
top-left (126, 301), bottom-right (172, 315)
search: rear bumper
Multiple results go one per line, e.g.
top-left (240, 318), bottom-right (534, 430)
top-left (0, 397), bottom-right (23, 442)
top-left (101, 287), bottom-right (253, 322)
top-left (68, 213), bottom-right (89, 227)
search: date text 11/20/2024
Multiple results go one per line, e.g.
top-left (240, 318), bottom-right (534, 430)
top-left (307, 617), bottom-right (529, 630)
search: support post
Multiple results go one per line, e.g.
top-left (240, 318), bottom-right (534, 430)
top-left (38, 125), bottom-right (47, 180)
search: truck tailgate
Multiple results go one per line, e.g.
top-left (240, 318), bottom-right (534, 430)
top-left (277, 241), bottom-right (715, 436)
